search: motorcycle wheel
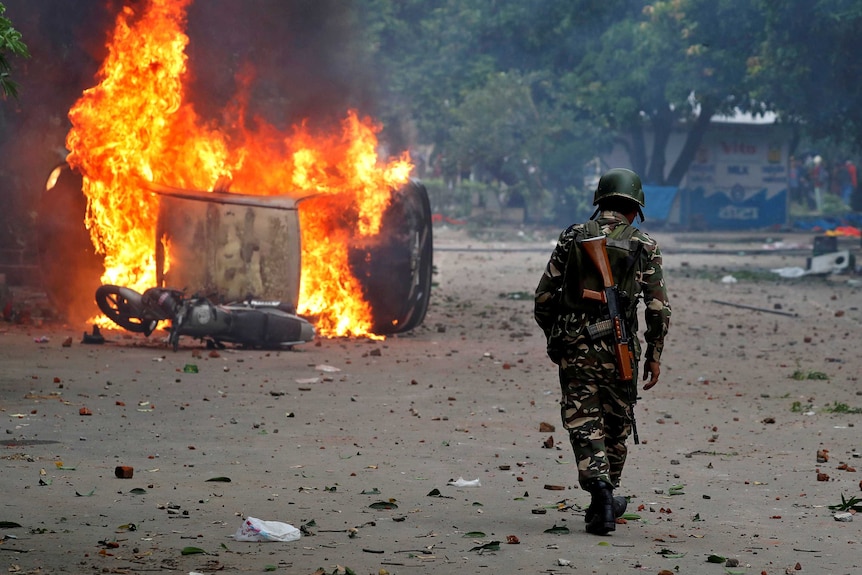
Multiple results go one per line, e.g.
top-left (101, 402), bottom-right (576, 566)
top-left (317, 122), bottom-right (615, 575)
top-left (95, 285), bottom-right (157, 335)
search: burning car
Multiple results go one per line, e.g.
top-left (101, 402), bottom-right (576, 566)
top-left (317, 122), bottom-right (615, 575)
top-left (40, 161), bottom-right (433, 337)
top-left (36, 0), bottom-right (433, 338)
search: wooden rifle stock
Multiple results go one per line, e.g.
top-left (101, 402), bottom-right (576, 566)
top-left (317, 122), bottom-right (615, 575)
top-left (579, 236), bottom-right (634, 382)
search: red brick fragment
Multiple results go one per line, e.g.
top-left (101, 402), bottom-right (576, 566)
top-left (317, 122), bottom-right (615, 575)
top-left (115, 466), bottom-right (134, 479)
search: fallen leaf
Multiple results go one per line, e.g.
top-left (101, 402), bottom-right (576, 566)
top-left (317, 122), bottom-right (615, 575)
top-left (0, 522), bottom-right (22, 528)
top-left (657, 548), bottom-right (685, 558)
top-left (426, 488), bottom-right (448, 498)
top-left (469, 541), bottom-right (500, 553)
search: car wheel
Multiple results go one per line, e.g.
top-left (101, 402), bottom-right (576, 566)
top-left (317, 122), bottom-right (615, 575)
top-left (349, 180), bottom-right (433, 335)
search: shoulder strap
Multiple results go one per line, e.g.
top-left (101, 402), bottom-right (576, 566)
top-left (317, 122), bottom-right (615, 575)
top-left (583, 220), bottom-right (602, 239)
top-left (606, 223), bottom-right (639, 252)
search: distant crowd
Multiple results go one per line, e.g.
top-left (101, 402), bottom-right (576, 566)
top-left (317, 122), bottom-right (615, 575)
top-left (788, 155), bottom-right (859, 212)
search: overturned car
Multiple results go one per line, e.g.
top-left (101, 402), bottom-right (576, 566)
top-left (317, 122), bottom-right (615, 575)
top-left (39, 162), bottom-right (433, 337)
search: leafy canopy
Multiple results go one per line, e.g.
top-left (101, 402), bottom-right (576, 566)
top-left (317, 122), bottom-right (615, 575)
top-left (0, 2), bottom-right (29, 98)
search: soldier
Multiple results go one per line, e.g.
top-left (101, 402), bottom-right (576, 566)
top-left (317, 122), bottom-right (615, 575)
top-left (534, 168), bottom-right (671, 535)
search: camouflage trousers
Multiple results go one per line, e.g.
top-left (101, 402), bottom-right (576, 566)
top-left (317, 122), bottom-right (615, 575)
top-left (559, 367), bottom-right (634, 490)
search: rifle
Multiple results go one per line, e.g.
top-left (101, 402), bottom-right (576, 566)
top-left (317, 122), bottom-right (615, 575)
top-left (579, 236), bottom-right (634, 381)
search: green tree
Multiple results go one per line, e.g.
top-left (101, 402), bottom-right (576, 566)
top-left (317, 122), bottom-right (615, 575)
top-left (357, 0), bottom-right (499, 152)
top-left (446, 1), bottom-right (621, 195)
top-left (447, 70), bottom-right (609, 208)
top-left (0, 2), bottom-right (29, 98)
top-left (570, 0), bottom-right (766, 186)
top-left (357, 0), bottom-right (620, 219)
top-left (752, 0), bottom-right (862, 153)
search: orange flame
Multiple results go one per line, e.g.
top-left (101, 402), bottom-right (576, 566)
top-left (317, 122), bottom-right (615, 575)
top-left (66, 0), bottom-right (412, 337)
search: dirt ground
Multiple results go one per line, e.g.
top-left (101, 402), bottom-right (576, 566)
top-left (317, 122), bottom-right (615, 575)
top-left (2, 226), bottom-right (862, 575)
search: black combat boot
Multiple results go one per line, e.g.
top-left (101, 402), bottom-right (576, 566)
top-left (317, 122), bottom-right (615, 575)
top-left (584, 494), bottom-right (627, 524)
top-left (585, 480), bottom-right (616, 535)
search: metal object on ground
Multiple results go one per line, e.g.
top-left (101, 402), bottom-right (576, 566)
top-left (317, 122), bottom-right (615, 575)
top-left (711, 299), bottom-right (799, 317)
top-left (805, 250), bottom-right (854, 275)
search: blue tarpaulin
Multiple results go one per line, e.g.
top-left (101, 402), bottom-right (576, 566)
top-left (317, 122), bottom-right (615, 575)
top-left (642, 185), bottom-right (677, 222)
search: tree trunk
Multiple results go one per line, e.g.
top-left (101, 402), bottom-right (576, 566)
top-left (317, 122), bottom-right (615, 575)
top-left (628, 123), bottom-right (647, 177)
top-left (666, 100), bottom-right (716, 187)
top-left (787, 124), bottom-right (801, 158)
top-left (646, 106), bottom-right (675, 185)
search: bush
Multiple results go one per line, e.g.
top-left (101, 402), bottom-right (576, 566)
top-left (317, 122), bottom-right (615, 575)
top-left (822, 193), bottom-right (851, 215)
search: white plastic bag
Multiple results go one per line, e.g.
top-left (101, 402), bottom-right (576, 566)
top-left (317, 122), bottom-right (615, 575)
top-left (234, 517), bottom-right (301, 542)
top-left (447, 476), bottom-right (481, 487)
top-left (771, 266), bottom-right (808, 278)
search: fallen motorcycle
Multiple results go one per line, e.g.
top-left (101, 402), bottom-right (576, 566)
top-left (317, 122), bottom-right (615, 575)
top-left (95, 285), bottom-right (315, 350)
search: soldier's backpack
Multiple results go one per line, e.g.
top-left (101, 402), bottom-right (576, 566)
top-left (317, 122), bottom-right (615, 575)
top-left (559, 219), bottom-right (643, 322)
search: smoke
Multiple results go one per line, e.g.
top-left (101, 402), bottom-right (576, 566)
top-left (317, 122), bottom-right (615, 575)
top-left (185, 0), bottom-right (376, 131)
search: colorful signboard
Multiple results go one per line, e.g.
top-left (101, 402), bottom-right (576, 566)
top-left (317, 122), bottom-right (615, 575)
top-left (682, 125), bottom-right (789, 229)
top-left (601, 118), bottom-right (791, 230)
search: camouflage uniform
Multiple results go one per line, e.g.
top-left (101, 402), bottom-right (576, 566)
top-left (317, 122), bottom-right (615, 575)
top-left (534, 210), bottom-right (671, 490)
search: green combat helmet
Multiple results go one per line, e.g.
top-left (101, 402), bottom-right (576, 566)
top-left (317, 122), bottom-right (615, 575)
top-left (592, 168), bottom-right (645, 222)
